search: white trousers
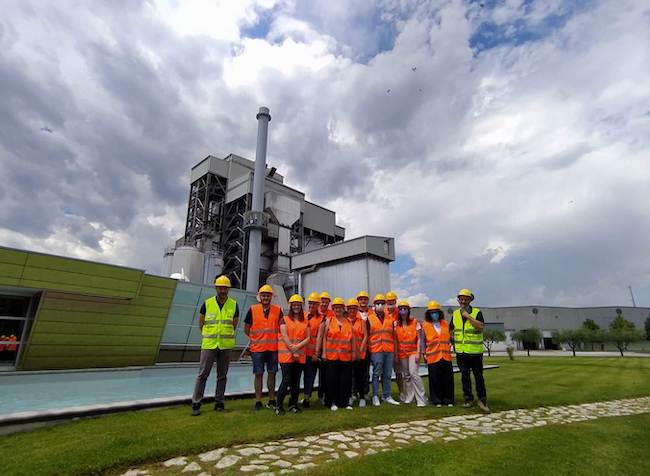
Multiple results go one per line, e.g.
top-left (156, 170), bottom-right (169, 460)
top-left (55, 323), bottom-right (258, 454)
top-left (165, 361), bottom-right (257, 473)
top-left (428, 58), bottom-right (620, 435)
top-left (400, 355), bottom-right (427, 405)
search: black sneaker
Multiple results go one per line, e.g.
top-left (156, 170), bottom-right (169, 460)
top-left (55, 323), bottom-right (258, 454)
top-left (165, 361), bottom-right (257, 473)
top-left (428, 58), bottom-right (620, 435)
top-left (191, 404), bottom-right (201, 416)
top-left (255, 401), bottom-right (263, 411)
top-left (289, 405), bottom-right (302, 414)
top-left (214, 402), bottom-right (225, 412)
top-left (266, 400), bottom-right (276, 409)
top-left (302, 398), bottom-right (310, 408)
top-left (275, 406), bottom-right (285, 416)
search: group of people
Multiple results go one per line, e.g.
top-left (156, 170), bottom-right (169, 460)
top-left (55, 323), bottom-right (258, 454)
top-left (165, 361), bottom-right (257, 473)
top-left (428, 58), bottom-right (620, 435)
top-left (190, 276), bottom-right (490, 417)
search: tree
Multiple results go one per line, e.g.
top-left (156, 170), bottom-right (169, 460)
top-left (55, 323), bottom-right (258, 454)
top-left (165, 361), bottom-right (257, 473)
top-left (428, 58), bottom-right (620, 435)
top-left (512, 328), bottom-right (542, 356)
top-left (609, 315), bottom-right (635, 331)
top-left (552, 329), bottom-right (587, 357)
top-left (483, 328), bottom-right (506, 357)
top-left (582, 319), bottom-right (601, 350)
top-left (606, 327), bottom-right (644, 357)
top-left (644, 316), bottom-right (650, 340)
top-left (582, 319), bottom-right (600, 331)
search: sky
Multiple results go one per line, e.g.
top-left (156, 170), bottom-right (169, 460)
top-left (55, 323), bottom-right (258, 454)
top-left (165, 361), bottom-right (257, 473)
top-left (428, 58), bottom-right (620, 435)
top-left (1, 0), bottom-right (649, 307)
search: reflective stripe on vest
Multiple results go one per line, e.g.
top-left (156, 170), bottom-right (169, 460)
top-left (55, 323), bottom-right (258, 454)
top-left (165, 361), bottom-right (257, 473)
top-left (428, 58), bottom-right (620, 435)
top-left (306, 314), bottom-right (324, 356)
top-left (368, 312), bottom-right (395, 353)
top-left (423, 320), bottom-right (452, 363)
top-left (452, 307), bottom-right (483, 354)
top-left (396, 319), bottom-right (418, 359)
top-left (352, 314), bottom-right (367, 359)
top-left (202, 297), bottom-right (237, 350)
top-left (250, 304), bottom-right (281, 352)
top-left (278, 316), bottom-right (308, 364)
top-left (325, 317), bottom-right (353, 361)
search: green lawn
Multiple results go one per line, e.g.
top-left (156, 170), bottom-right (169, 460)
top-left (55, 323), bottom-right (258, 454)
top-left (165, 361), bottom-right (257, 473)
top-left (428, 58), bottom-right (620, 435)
top-left (1, 357), bottom-right (649, 476)
top-left (306, 413), bottom-right (650, 476)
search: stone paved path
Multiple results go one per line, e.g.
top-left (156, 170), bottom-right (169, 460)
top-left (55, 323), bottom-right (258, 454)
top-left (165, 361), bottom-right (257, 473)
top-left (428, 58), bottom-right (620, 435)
top-left (120, 397), bottom-right (650, 476)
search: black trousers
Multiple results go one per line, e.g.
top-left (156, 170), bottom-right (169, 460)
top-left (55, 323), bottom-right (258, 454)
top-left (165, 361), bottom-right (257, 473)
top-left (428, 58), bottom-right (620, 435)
top-left (303, 357), bottom-right (326, 399)
top-left (276, 362), bottom-right (304, 408)
top-left (352, 357), bottom-right (369, 399)
top-left (325, 360), bottom-right (352, 408)
top-left (456, 353), bottom-right (487, 402)
top-left (427, 360), bottom-right (454, 404)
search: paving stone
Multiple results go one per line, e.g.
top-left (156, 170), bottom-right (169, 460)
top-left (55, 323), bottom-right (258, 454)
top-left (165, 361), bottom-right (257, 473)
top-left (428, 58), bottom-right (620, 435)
top-left (254, 473), bottom-right (275, 476)
top-left (366, 448), bottom-right (378, 455)
top-left (336, 443), bottom-right (348, 449)
top-left (305, 449), bottom-right (324, 455)
top-left (305, 435), bottom-right (320, 442)
top-left (376, 430), bottom-right (391, 437)
top-left (198, 448), bottom-right (226, 462)
top-left (121, 470), bottom-right (149, 476)
top-left (240, 464), bottom-right (269, 472)
top-left (350, 442), bottom-right (361, 449)
top-left (259, 454), bottom-right (281, 460)
top-left (239, 447), bottom-right (265, 456)
top-left (344, 451), bottom-right (359, 458)
top-left (297, 456), bottom-right (313, 463)
top-left (215, 455), bottom-right (241, 469)
top-left (443, 436), bottom-right (458, 442)
top-left (328, 433), bottom-right (353, 442)
top-left (279, 470), bottom-right (294, 475)
top-left (285, 441), bottom-right (309, 447)
top-left (394, 439), bottom-right (409, 445)
top-left (182, 462), bottom-right (202, 473)
top-left (197, 473), bottom-right (210, 476)
top-left (265, 445), bottom-right (284, 452)
top-left (271, 460), bottom-right (292, 468)
top-left (282, 448), bottom-right (300, 456)
top-left (294, 463), bottom-right (317, 470)
top-left (163, 457), bottom-right (187, 467)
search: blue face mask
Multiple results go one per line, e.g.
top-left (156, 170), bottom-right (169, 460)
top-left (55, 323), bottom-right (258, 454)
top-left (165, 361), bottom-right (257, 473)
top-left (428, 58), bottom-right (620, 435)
top-left (399, 308), bottom-right (409, 317)
top-left (430, 311), bottom-right (439, 320)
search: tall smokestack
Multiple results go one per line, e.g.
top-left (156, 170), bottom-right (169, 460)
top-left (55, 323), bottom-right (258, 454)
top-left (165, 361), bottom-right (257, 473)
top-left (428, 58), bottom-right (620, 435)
top-left (245, 106), bottom-right (271, 292)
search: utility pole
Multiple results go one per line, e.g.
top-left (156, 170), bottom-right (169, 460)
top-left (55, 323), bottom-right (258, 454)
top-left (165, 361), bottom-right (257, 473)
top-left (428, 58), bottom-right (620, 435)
top-left (628, 285), bottom-right (637, 307)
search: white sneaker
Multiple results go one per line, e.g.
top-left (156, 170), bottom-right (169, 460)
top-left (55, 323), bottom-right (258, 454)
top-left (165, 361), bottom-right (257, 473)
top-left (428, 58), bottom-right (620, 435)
top-left (331, 404), bottom-right (338, 411)
top-left (477, 401), bottom-right (491, 413)
top-left (417, 403), bottom-right (427, 407)
top-left (348, 397), bottom-right (354, 406)
top-left (372, 396), bottom-right (381, 407)
top-left (359, 398), bottom-right (366, 408)
top-left (436, 404), bottom-right (442, 408)
top-left (384, 396), bottom-right (400, 405)
top-left (346, 406), bottom-right (353, 410)
top-left (447, 403), bottom-right (454, 407)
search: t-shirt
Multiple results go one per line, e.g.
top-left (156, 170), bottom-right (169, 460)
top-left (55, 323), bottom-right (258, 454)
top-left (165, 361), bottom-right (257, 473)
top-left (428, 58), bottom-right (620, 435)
top-left (199, 299), bottom-right (239, 318)
top-left (244, 306), bottom-right (271, 325)
top-left (448, 307), bottom-right (484, 333)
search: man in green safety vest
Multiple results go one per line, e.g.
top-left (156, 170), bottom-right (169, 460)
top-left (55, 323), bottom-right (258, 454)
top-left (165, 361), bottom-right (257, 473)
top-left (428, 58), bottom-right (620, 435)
top-left (451, 288), bottom-right (490, 413)
top-left (191, 275), bottom-right (239, 416)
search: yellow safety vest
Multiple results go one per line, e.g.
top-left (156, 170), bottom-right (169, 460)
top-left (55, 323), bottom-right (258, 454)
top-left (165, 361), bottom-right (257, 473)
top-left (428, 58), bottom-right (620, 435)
top-left (202, 297), bottom-right (237, 350)
top-left (452, 307), bottom-right (483, 354)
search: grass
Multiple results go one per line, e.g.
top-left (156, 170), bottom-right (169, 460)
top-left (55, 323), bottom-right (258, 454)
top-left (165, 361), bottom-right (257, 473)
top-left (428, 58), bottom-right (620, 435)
top-left (1, 357), bottom-right (649, 475)
top-left (305, 413), bottom-right (650, 476)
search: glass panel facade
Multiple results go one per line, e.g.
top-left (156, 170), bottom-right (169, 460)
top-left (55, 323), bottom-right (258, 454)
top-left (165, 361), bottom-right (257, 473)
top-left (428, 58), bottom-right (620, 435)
top-left (0, 295), bottom-right (32, 368)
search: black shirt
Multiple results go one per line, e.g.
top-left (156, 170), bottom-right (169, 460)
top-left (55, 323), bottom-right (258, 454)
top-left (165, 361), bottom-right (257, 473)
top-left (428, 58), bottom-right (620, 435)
top-left (244, 306), bottom-right (271, 325)
top-left (448, 307), bottom-right (484, 333)
top-left (199, 299), bottom-right (240, 318)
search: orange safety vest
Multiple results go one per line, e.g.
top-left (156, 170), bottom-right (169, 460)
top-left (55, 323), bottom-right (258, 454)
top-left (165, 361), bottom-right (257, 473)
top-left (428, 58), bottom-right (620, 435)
top-left (387, 308), bottom-right (399, 323)
top-left (350, 312), bottom-right (367, 359)
top-left (249, 304), bottom-right (281, 352)
top-left (422, 320), bottom-right (452, 364)
top-left (278, 316), bottom-right (308, 364)
top-left (7, 335), bottom-right (17, 351)
top-left (325, 317), bottom-right (353, 361)
top-left (0, 335), bottom-right (6, 352)
top-left (368, 311), bottom-right (395, 353)
top-left (395, 319), bottom-right (419, 359)
top-left (305, 313), bottom-right (324, 357)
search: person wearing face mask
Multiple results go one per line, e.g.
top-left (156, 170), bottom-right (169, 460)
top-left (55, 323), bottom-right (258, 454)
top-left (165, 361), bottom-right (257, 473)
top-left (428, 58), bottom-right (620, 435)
top-left (302, 292), bottom-right (324, 408)
top-left (385, 290), bottom-right (404, 401)
top-left (368, 294), bottom-right (400, 406)
top-left (451, 288), bottom-right (490, 412)
top-left (422, 300), bottom-right (454, 407)
top-left (394, 300), bottom-right (427, 407)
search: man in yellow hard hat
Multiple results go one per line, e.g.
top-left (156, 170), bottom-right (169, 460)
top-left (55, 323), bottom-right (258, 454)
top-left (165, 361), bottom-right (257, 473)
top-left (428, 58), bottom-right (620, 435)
top-left (191, 275), bottom-right (239, 416)
top-left (244, 284), bottom-right (282, 411)
top-left (451, 288), bottom-right (489, 412)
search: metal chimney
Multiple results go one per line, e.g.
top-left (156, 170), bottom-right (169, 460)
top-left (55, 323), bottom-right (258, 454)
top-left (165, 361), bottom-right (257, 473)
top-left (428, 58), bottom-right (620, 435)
top-left (244, 106), bottom-right (271, 292)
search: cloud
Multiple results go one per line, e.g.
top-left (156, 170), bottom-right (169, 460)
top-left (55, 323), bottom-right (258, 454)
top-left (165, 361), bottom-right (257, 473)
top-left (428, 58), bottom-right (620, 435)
top-left (1, 0), bottom-right (648, 308)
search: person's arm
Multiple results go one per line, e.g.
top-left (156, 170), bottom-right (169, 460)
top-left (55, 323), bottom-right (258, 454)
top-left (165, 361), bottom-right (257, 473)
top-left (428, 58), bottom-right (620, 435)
top-left (296, 325), bottom-right (310, 351)
top-left (360, 322), bottom-right (368, 356)
top-left (320, 321), bottom-right (329, 359)
top-left (351, 327), bottom-right (358, 361)
top-left (232, 302), bottom-right (239, 332)
top-left (416, 322), bottom-right (423, 363)
top-left (198, 302), bottom-right (206, 331)
top-left (280, 321), bottom-right (292, 350)
top-left (244, 308), bottom-right (253, 337)
top-left (461, 309), bottom-right (485, 330)
top-left (316, 321), bottom-right (326, 359)
top-left (393, 322), bottom-right (399, 358)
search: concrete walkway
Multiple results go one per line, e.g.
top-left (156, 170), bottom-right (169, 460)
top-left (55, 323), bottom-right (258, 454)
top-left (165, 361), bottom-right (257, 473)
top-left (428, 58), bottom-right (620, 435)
top-left (120, 396), bottom-right (650, 476)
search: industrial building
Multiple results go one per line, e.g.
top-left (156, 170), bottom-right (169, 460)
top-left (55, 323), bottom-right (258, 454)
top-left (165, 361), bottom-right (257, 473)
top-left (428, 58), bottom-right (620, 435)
top-left (163, 153), bottom-right (345, 291)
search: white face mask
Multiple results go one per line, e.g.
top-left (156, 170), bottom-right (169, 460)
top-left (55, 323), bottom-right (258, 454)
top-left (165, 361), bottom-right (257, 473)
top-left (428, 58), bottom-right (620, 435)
top-left (375, 304), bottom-right (384, 312)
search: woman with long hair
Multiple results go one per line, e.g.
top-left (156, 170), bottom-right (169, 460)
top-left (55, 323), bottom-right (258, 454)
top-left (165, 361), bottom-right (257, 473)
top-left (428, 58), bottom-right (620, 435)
top-left (394, 300), bottom-right (427, 406)
top-left (422, 300), bottom-right (454, 407)
top-left (322, 297), bottom-right (356, 411)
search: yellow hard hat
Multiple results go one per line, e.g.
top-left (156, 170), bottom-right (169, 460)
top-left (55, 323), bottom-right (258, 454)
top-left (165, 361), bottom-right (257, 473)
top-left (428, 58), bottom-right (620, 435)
top-left (331, 297), bottom-right (345, 307)
top-left (214, 275), bottom-right (231, 287)
top-left (288, 294), bottom-right (304, 304)
top-left (457, 288), bottom-right (474, 300)
top-left (347, 298), bottom-right (359, 307)
top-left (258, 284), bottom-right (274, 294)
top-left (386, 291), bottom-right (398, 301)
top-left (356, 290), bottom-right (369, 299)
top-left (373, 293), bottom-right (386, 303)
top-left (427, 300), bottom-right (441, 310)
top-left (307, 292), bottom-right (320, 303)
top-left (319, 291), bottom-right (331, 300)
top-left (397, 299), bottom-right (410, 308)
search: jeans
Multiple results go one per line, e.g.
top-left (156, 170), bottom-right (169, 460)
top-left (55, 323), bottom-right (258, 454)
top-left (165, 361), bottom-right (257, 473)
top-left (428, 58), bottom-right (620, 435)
top-left (192, 348), bottom-right (231, 405)
top-left (303, 357), bottom-right (325, 399)
top-left (370, 352), bottom-right (394, 399)
top-left (456, 353), bottom-right (486, 402)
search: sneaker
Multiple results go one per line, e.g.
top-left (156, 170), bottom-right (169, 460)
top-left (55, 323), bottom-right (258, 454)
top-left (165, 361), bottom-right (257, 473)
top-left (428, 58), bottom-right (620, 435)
top-left (436, 404), bottom-right (442, 408)
top-left (345, 406), bottom-right (353, 410)
top-left (275, 406), bottom-right (285, 416)
top-left (372, 396), bottom-right (381, 407)
top-left (266, 400), bottom-right (276, 410)
top-left (447, 403), bottom-right (454, 407)
top-left (463, 400), bottom-right (473, 408)
top-left (384, 396), bottom-right (400, 405)
top-left (191, 405), bottom-right (201, 416)
top-left (302, 398), bottom-right (311, 409)
top-left (255, 401), bottom-right (263, 411)
top-left (331, 404), bottom-right (338, 411)
top-left (359, 398), bottom-right (366, 408)
top-left (417, 402), bottom-right (427, 407)
top-left (289, 405), bottom-right (302, 414)
top-left (214, 402), bottom-right (225, 412)
top-left (477, 400), bottom-right (491, 413)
